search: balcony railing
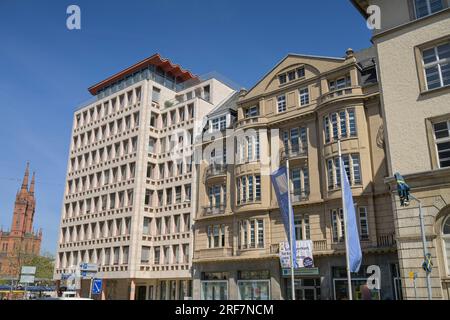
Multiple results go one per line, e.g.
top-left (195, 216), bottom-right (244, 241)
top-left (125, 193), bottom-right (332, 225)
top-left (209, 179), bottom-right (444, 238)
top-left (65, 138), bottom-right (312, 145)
top-left (280, 146), bottom-right (307, 161)
top-left (205, 164), bottom-right (227, 179)
top-left (320, 86), bottom-right (361, 104)
top-left (202, 204), bottom-right (226, 216)
top-left (291, 192), bottom-right (310, 203)
top-left (194, 247), bottom-right (232, 260)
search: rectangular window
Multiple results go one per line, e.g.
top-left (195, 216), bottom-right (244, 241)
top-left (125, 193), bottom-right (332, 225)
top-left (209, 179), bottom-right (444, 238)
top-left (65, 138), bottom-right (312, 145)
top-left (277, 95), bottom-right (287, 113)
top-left (348, 108), bottom-right (357, 136)
top-left (288, 70), bottom-right (296, 81)
top-left (292, 168), bottom-right (301, 199)
top-left (242, 176), bottom-right (247, 202)
top-left (422, 42), bottom-right (450, 90)
top-left (304, 215), bottom-right (310, 240)
top-left (324, 116), bottom-right (330, 143)
top-left (299, 87), bottom-right (310, 106)
top-left (297, 67), bottom-right (305, 79)
top-left (250, 220), bottom-right (256, 248)
top-left (248, 176), bottom-right (254, 201)
top-left (331, 113), bottom-right (338, 140)
top-left (352, 154), bottom-right (362, 184)
top-left (359, 207), bottom-right (369, 240)
top-left (433, 121), bottom-right (450, 167)
top-left (278, 74), bottom-right (287, 84)
top-left (255, 175), bottom-right (261, 201)
top-left (257, 220), bottom-right (264, 248)
top-left (327, 159), bottom-right (334, 189)
top-left (414, 0), bottom-right (443, 19)
top-left (331, 210), bottom-right (339, 242)
top-left (245, 106), bottom-right (259, 118)
top-left (143, 217), bottom-right (151, 235)
top-left (294, 218), bottom-right (303, 241)
top-left (290, 128), bottom-right (299, 152)
top-left (339, 111), bottom-right (347, 138)
top-left (141, 246), bottom-right (150, 263)
top-left (154, 247), bottom-right (160, 264)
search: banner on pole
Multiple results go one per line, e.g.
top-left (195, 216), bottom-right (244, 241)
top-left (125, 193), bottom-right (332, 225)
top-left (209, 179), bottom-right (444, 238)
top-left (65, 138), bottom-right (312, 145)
top-left (279, 240), bottom-right (314, 269)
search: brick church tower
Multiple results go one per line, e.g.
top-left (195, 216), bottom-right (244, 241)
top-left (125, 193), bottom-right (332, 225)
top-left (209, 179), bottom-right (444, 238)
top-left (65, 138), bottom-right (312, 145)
top-left (0, 163), bottom-right (42, 276)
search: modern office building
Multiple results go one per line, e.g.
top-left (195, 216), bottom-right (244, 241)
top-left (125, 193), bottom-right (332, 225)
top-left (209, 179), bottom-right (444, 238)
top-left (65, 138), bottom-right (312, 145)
top-left (53, 54), bottom-right (235, 299)
top-left (192, 47), bottom-right (401, 300)
top-left (352, 0), bottom-right (450, 299)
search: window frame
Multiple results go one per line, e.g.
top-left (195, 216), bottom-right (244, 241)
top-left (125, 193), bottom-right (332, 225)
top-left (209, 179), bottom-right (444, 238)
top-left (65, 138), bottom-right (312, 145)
top-left (277, 94), bottom-right (287, 113)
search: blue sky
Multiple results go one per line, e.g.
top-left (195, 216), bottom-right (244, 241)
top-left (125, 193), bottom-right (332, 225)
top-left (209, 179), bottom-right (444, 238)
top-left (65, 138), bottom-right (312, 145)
top-left (0, 0), bottom-right (371, 254)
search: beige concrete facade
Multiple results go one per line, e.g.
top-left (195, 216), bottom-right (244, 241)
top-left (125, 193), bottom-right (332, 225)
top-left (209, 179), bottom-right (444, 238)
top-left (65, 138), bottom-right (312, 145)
top-left (192, 49), bottom-right (400, 300)
top-left (353, 0), bottom-right (450, 299)
top-left (54, 56), bottom-right (235, 299)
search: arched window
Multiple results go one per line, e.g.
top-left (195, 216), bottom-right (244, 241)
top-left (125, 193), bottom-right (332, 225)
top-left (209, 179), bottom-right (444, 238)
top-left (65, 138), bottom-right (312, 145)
top-left (443, 216), bottom-right (450, 275)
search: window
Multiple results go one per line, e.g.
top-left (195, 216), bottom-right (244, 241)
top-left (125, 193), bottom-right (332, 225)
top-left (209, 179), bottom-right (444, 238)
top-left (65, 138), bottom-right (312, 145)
top-left (327, 154), bottom-right (362, 189)
top-left (201, 281), bottom-right (228, 300)
top-left (331, 209), bottom-right (344, 242)
top-left (299, 88), bottom-right (310, 106)
top-left (294, 215), bottom-right (310, 240)
top-left (278, 74), bottom-right (287, 84)
top-left (359, 207), bottom-right (369, 240)
top-left (443, 216), bottom-right (450, 275)
top-left (288, 70), bottom-right (296, 81)
top-left (211, 115), bottom-right (227, 132)
top-left (144, 189), bottom-right (152, 206)
top-left (433, 120), bottom-right (450, 167)
top-left (277, 95), bottom-right (287, 113)
top-left (245, 106), bottom-right (259, 118)
top-left (154, 247), bottom-right (160, 264)
top-left (324, 108), bottom-right (357, 142)
top-left (329, 75), bottom-right (351, 91)
top-left (207, 225), bottom-right (226, 248)
top-left (141, 246), bottom-right (150, 264)
top-left (297, 67), bottom-right (305, 79)
top-left (414, 0), bottom-right (443, 19)
top-left (239, 219), bottom-right (264, 249)
top-left (237, 174), bottom-right (261, 204)
top-left (143, 217), bottom-right (151, 235)
top-left (422, 41), bottom-right (450, 90)
top-left (255, 175), bottom-right (261, 201)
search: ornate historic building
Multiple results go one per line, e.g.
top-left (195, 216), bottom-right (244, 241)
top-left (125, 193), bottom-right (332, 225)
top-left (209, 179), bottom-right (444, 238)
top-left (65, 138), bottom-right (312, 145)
top-left (0, 163), bottom-right (42, 277)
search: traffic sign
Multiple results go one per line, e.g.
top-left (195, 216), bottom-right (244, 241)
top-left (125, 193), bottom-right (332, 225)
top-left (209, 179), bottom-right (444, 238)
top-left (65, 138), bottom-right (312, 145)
top-left (92, 279), bottom-right (102, 295)
top-left (80, 263), bottom-right (98, 272)
top-left (21, 266), bottom-right (36, 275)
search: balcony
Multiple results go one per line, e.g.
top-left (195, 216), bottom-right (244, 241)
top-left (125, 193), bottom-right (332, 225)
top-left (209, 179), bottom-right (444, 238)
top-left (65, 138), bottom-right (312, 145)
top-left (319, 86), bottom-right (362, 104)
top-left (194, 247), bottom-right (232, 261)
top-left (291, 192), bottom-right (309, 204)
top-left (280, 146), bottom-right (307, 163)
top-left (202, 204), bottom-right (226, 216)
top-left (205, 164), bottom-right (227, 181)
top-left (236, 116), bottom-right (267, 128)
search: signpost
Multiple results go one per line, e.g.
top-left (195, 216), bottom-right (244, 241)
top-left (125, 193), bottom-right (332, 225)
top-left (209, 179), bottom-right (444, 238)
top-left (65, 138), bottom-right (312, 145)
top-left (79, 263), bottom-right (98, 299)
top-left (20, 266), bottom-right (36, 300)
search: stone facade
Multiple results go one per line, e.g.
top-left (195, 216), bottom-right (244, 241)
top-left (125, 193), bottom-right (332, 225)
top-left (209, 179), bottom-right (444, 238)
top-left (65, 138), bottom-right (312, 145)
top-left (352, 0), bottom-right (450, 299)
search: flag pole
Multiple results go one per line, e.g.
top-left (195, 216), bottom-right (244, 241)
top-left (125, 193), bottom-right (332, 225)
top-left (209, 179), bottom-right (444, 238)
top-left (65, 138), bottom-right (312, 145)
top-left (338, 139), bottom-right (353, 300)
top-left (286, 158), bottom-right (296, 300)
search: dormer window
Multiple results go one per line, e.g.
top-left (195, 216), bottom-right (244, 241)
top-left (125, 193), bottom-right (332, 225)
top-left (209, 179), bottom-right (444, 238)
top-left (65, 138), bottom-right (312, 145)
top-left (297, 67), bottom-right (305, 79)
top-left (245, 106), bottom-right (260, 118)
top-left (210, 115), bottom-right (227, 132)
top-left (329, 75), bottom-right (351, 92)
top-left (288, 70), bottom-right (296, 81)
top-left (278, 67), bottom-right (306, 85)
top-left (414, 0), bottom-right (443, 19)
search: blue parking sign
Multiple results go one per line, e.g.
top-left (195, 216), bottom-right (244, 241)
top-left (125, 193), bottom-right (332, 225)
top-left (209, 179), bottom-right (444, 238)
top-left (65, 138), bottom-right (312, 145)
top-left (92, 278), bottom-right (102, 295)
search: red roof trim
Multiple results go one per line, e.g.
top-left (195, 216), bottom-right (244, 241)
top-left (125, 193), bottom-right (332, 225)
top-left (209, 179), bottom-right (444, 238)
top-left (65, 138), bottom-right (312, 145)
top-left (88, 53), bottom-right (198, 95)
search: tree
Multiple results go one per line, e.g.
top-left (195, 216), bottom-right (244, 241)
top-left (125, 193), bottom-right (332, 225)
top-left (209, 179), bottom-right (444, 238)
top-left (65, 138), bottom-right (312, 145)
top-left (22, 252), bottom-right (55, 280)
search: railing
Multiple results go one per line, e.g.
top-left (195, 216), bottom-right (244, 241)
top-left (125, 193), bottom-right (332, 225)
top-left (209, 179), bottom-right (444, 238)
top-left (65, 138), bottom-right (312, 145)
top-left (202, 204), bottom-right (226, 216)
top-left (280, 146), bottom-right (308, 161)
top-left (194, 247), bottom-right (232, 260)
top-left (164, 93), bottom-right (210, 109)
top-left (291, 192), bottom-right (310, 203)
top-left (320, 86), bottom-right (360, 103)
top-left (205, 164), bottom-right (227, 179)
top-left (313, 240), bottom-right (328, 251)
top-left (236, 116), bottom-right (266, 127)
top-left (376, 233), bottom-right (396, 247)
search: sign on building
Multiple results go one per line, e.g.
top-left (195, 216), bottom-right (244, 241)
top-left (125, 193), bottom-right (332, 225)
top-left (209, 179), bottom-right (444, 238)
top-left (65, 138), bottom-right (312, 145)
top-left (279, 240), bottom-right (314, 269)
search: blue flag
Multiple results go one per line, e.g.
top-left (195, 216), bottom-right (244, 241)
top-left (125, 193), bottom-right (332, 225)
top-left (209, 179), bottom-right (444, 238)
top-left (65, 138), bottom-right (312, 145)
top-left (340, 158), bottom-right (362, 272)
top-left (271, 166), bottom-right (298, 268)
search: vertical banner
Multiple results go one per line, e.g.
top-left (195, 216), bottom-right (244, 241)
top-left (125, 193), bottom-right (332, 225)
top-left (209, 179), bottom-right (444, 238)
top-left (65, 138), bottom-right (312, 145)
top-left (271, 166), bottom-right (298, 268)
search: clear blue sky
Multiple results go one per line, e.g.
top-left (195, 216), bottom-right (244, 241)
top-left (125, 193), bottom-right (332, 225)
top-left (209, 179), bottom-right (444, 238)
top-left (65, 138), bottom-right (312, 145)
top-left (0, 0), bottom-right (371, 255)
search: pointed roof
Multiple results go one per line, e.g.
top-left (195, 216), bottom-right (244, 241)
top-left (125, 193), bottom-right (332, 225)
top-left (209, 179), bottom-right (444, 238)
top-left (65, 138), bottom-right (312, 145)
top-left (29, 171), bottom-right (35, 195)
top-left (21, 162), bottom-right (30, 192)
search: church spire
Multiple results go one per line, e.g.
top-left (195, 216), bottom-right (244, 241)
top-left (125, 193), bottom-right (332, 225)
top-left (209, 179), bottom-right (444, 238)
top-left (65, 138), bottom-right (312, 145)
top-left (29, 171), bottom-right (35, 195)
top-left (21, 162), bottom-right (30, 192)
